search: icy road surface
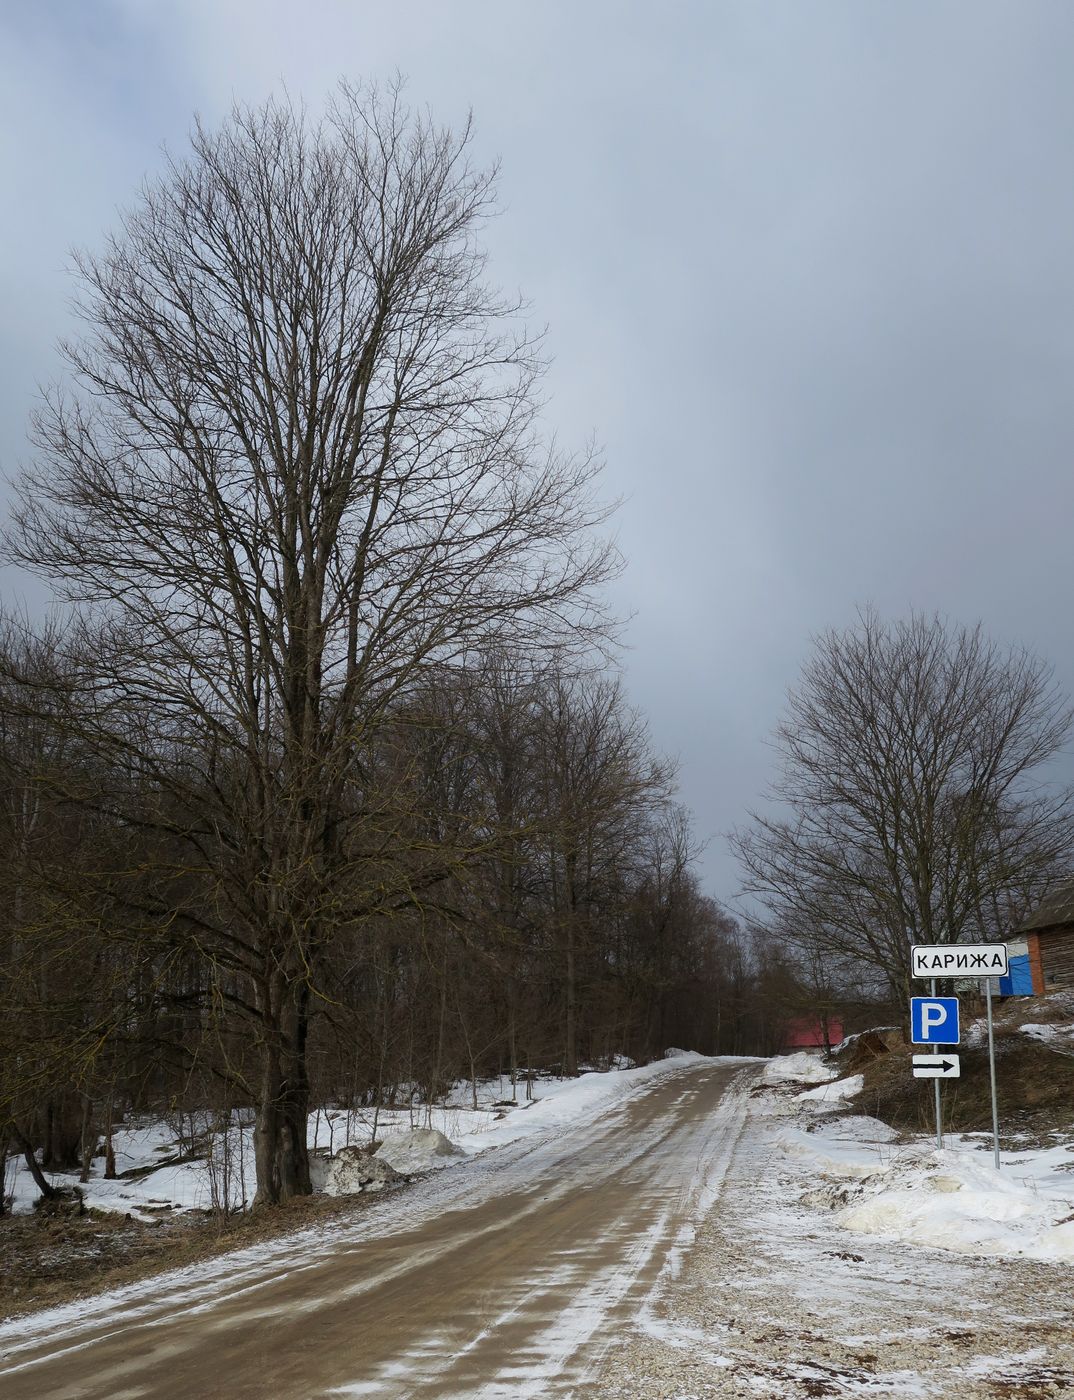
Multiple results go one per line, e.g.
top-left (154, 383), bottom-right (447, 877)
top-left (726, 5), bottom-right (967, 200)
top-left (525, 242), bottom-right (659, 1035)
top-left (0, 1059), bottom-right (754, 1399)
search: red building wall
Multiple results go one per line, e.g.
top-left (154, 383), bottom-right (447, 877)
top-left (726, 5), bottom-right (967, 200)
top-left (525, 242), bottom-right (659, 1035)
top-left (784, 1018), bottom-right (844, 1050)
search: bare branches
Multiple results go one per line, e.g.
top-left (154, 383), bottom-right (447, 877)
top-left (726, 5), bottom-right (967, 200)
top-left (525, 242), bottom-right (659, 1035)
top-left (732, 610), bottom-right (1074, 1001)
top-left (0, 82), bottom-right (629, 1205)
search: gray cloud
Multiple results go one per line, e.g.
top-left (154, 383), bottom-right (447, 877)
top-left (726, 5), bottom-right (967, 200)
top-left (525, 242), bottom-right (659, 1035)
top-left (3, 1), bottom-right (1074, 900)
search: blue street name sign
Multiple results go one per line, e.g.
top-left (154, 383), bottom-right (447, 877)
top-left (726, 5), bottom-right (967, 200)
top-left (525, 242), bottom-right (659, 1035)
top-left (910, 996), bottom-right (960, 1046)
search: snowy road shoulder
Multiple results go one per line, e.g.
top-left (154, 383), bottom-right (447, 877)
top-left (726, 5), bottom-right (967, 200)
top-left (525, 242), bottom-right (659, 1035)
top-left (597, 1052), bottom-right (1074, 1399)
top-left (764, 1051), bottom-right (1074, 1266)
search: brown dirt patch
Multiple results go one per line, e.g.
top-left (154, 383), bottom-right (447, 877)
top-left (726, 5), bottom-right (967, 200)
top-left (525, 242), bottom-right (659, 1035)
top-left (850, 1034), bottom-right (1074, 1141)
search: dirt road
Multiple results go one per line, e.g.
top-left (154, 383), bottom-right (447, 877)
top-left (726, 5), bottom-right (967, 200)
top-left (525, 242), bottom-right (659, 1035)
top-left (0, 1060), bottom-right (753, 1399)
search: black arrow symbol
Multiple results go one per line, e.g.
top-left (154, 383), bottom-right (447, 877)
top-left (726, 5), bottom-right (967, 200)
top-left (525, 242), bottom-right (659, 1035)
top-left (940, 1060), bottom-right (954, 1073)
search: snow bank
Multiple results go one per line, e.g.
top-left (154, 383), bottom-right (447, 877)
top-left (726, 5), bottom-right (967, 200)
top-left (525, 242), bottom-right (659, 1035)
top-left (783, 1122), bottom-right (1074, 1264)
top-left (376, 1128), bottom-right (464, 1175)
top-left (795, 1073), bottom-right (864, 1104)
top-left (837, 1145), bottom-right (1074, 1262)
top-left (779, 1118), bottom-right (898, 1179)
top-left (761, 1052), bottom-right (837, 1086)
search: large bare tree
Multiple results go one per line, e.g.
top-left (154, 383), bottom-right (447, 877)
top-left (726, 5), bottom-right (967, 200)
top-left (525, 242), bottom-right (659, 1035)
top-left (4, 83), bottom-right (617, 1204)
top-left (732, 611), bottom-right (1074, 1003)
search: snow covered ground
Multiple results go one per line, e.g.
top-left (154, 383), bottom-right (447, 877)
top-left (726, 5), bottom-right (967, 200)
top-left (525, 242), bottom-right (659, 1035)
top-left (3, 1052), bottom-right (709, 1219)
top-left (4, 1049), bottom-right (1072, 1397)
top-left (765, 1051), bottom-right (1074, 1266)
top-left (599, 1052), bottom-right (1074, 1398)
top-left (759, 1049), bottom-right (837, 1085)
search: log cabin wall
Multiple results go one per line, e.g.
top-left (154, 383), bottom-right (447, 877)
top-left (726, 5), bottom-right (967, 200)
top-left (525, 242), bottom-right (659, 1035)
top-left (1026, 932), bottom-right (1046, 995)
top-left (1038, 926), bottom-right (1074, 990)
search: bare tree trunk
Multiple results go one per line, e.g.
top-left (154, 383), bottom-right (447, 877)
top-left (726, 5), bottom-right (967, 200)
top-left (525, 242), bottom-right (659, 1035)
top-left (456, 990), bottom-right (479, 1111)
top-left (78, 1094), bottom-right (94, 1184)
top-left (14, 1127), bottom-right (57, 1200)
top-left (251, 976), bottom-right (312, 1206)
top-left (103, 1095), bottom-right (116, 1179)
top-left (565, 924), bottom-right (578, 1077)
top-left (276, 987), bottom-right (311, 1198)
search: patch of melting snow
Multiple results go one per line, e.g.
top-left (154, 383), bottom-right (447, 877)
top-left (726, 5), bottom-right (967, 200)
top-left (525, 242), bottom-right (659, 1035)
top-left (767, 1063), bottom-right (1074, 1265)
top-left (1020, 1021), bottom-right (1074, 1041)
top-left (963, 1345), bottom-right (1050, 1375)
top-left (756, 1048), bottom-right (1074, 1266)
top-left (795, 1072), bottom-right (864, 1103)
top-left (809, 1138), bottom-right (1074, 1263)
top-left (760, 1051), bottom-right (837, 1086)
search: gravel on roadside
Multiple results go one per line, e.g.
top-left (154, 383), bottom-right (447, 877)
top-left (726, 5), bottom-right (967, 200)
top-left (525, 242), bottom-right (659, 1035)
top-left (592, 1090), bottom-right (1074, 1399)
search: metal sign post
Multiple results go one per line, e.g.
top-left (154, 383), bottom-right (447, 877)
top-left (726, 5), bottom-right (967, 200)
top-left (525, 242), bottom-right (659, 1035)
top-left (930, 977), bottom-right (942, 1149)
top-left (983, 976), bottom-right (1001, 1171)
top-left (910, 989), bottom-right (961, 1150)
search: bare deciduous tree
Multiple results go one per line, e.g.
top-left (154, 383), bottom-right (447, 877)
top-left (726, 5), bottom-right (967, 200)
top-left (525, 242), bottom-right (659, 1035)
top-left (4, 83), bottom-right (618, 1204)
top-left (732, 611), bottom-right (1074, 1003)
top-left (534, 674), bottom-right (673, 1074)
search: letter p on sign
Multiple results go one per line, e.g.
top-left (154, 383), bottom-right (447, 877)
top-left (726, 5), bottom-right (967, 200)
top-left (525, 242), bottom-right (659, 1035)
top-left (922, 1003), bottom-right (947, 1035)
top-left (910, 996), bottom-right (960, 1045)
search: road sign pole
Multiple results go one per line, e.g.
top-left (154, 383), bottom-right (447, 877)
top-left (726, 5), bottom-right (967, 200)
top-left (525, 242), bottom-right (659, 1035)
top-left (984, 976), bottom-right (1001, 1171)
top-left (930, 977), bottom-right (942, 1149)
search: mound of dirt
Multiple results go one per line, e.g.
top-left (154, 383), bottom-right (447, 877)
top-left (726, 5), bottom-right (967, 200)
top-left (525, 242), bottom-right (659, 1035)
top-left (850, 1029), bottom-right (1074, 1141)
top-left (833, 1027), bottom-right (906, 1072)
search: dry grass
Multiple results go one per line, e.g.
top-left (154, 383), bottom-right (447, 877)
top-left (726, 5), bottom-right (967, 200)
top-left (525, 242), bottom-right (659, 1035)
top-left (0, 1191), bottom-right (378, 1321)
top-left (850, 1029), bottom-right (1074, 1144)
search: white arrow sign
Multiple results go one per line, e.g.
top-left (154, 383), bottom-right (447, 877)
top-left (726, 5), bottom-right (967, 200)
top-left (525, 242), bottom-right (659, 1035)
top-left (912, 1053), bottom-right (961, 1079)
top-left (911, 943), bottom-right (1008, 979)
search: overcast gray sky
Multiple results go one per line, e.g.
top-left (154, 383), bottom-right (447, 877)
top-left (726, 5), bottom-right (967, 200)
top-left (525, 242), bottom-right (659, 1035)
top-left (3, 2), bottom-right (1074, 901)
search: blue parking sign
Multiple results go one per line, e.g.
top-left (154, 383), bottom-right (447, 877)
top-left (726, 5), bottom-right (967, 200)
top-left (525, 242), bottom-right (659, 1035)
top-left (910, 996), bottom-right (960, 1045)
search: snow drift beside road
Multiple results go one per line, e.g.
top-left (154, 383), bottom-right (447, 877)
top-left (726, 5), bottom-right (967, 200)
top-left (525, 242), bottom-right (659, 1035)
top-left (794, 1073), bottom-right (864, 1104)
top-left (835, 1143), bottom-right (1074, 1262)
top-left (763, 1050), bottom-right (1074, 1266)
top-left (784, 1126), bottom-right (1074, 1264)
top-left (761, 1052), bottom-right (837, 1086)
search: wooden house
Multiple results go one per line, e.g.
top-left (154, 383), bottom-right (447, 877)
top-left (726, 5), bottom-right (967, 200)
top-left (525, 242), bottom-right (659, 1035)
top-left (1014, 879), bottom-right (1074, 994)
